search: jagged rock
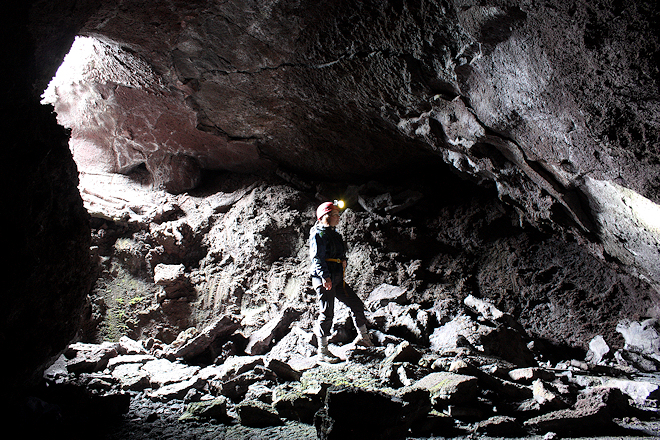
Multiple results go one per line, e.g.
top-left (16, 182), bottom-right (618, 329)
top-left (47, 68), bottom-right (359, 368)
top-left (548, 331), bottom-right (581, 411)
top-left (266, 358), bottom-right (302, 382)
top-left (401, 371), bottom-right (478, 407)
top-left (464, 294), bottom-right (505, 322)
top-left (365, 284), bottom-right (408, 312)
top-left (179, 397), bottom-right (229, 422)
top-left (118, 336), bottom-right (148, 355)
top-left (266, 326), bottom-right (318, 371)
top-left (273, 383), bottom-right (325, 424)
top-left (615, 349), bottom-right (660, 373)
top-left (442, 356), bottom-right (534, 403)
top-left (64, 342), bottom-right (120, 373)
top-left (111, 363), bottom-right (151, 391)
top-left (245, 307), bottom-right (303, 355)
top-left (210, 365), bottom-right (277, 402)
top-left (475, 415), bottom-right (525, 436)
top-left (370, 302), bottom-right (431, 344)
top-left (244, 381), bottom-right (274, 403)
top-left (107, 354), bottom-right (156, 370)
top-left (509, 367), bottom-right (556, 384)
top-left (84, 373), bottom-right (117, 392)
top-left (154, 263), bottom-right (193, 301)
top-left (44, 354), bottom-right (69, 381)
top-left (165, 314), bottom-right (241, 360)
top-left (141, 358), bottom-right (199, 388)
top-left (586, 335), bottom-right (610, 365)
top-left (208, 355), bottom-right (265, 382)
top-left (616, 319), bottom-right (660, 362)
top-left (380, 341), bottom-right (425, 385)
top-left (147, 376), bottom-right (206, 402)
top-left (396, 363), bottom-right (432, 387)
top-left (429, 314), bottom-right (534, 367)
top-left (429, 314), bottom-right (481, 352)
top-left (236, 399), bottom-right (283, 427)
top-left (169, 327), bottom-right (199, 350)
top-left (315, 387), bottom-right (424, 440)
top-left (523, 387), bottom-right (632, 435)
top-left (385, 340), bottom-right (423, 364)
top-left (532, 379), bottom-right (570, 410)
top-left (602, 378), bottom-right (660, 406)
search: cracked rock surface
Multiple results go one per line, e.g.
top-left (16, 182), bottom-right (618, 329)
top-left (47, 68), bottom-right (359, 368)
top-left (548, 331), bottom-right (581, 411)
top-left (35, 0), bottom-right (660, 291)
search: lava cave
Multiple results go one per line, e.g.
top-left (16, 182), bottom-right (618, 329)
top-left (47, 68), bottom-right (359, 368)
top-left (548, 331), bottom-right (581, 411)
top-left (3, 0), bottom-right (660, 439)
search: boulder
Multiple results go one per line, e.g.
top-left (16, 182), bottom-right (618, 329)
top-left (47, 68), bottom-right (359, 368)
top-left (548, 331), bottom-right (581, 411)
top-left (111, 363), bottom-right (151, 391)
top-left (370, 302), bottom-right (431, 344)
top-left (64, 342), bottom-right (120, 373)
top-left (141, 358), bottom-right (199, 388)
top-left (532, 379), bottom-right (569, 410)
top-left (508, 367), bottom-right (556, 384)
top-left (236, 400), bottom-right (283, 427)
top-left (616, 319), bottom-right (660, 362)
top-left (266, 326), bottom-right (318, 371)
top-left (244, 381), bottom-right (274, 403)
top-left (402, 371), bottom-right (478, 407)
top-left (179, 397), bottom-right (229, 422)
top-left (117, 336), bottom-right (148, 355)
top-left (523, 387), bottom-right (632, 435)
top-left (211, 365), bottom-right (277, 401)
top-left (273, 384), bottom-right (324, 424)
top-left (586, 335), bottom-right (610, 365)
top-left (429, 314), bottom-right (535, 367)
top-left (165, 314), bottom-right (241, 360)
top-left (602, 378), bottom-right (660, 406)
top-left (365, 284), bottom-right (408, 312)
top-left (266, 358), bottom-right (302, 382)
top-left (212, 355), bottom-right (265, 382)
top-left (147, 376), bottom-right (206, 402)
top-left (315, 387), bottom-right (424, 440)
top-left (154, 263), bottom-right (194, 301)
top-left (475, 415), bottom-right (525, 436)
top-left (245, 306), bottom-right (303, 355)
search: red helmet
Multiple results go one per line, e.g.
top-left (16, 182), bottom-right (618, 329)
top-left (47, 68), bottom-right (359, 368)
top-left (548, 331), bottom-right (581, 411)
top-left (316, 202), bottom-right (337, 220)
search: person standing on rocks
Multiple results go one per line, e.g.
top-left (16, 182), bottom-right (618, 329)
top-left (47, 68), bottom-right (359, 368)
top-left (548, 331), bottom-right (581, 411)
top-left (309, 201), bottom-right (373, 363)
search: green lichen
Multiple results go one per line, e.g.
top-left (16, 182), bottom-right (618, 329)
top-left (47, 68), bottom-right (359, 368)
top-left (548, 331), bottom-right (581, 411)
top-left (95, 260), bottom-right (156, 342)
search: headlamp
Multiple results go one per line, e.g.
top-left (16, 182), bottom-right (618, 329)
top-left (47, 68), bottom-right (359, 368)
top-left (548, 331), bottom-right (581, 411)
top-left (333, 200), bottom-right (345, 209)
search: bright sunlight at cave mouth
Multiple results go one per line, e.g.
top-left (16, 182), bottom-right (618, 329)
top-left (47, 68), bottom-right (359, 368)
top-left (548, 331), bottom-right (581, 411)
top-left (41, 35), bottom-right (167, 222)
top-left (41, 36), bottom-right (98, 105)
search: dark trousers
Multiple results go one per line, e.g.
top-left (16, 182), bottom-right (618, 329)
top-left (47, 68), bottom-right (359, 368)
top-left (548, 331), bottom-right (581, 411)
top-left (312, 272), bottom-right (368, 338)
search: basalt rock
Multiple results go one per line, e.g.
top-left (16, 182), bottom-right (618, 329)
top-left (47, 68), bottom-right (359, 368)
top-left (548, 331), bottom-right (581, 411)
top-left (5, 1), bottom-right (660, 432)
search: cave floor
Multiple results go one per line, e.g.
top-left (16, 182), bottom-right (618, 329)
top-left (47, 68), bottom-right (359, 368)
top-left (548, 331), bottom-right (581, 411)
top-left (95, 393), bottom-right (660, 440)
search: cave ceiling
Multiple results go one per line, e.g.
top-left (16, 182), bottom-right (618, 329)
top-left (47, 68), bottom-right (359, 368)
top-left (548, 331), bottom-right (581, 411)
top-left (32, 0), bottom-right (660, 289)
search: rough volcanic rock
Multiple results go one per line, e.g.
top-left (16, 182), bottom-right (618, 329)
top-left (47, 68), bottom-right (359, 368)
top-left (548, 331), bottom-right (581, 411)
top-left (28, 0), bottom-right (660, 293)
top-left (5, 0), bottom-right (660, 421)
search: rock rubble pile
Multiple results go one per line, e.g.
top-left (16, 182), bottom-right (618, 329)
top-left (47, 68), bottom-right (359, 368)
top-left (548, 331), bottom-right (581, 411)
top-left (41, 291), bottom-right (660, 439)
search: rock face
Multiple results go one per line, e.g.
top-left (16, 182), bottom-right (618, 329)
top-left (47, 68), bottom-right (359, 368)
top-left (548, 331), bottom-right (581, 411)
top-left (30, 0), bottom-right (660, 292)
top-left (4, 0), bottom-right (660, 416)
top-left (2, 2), bottom-right (94, 399)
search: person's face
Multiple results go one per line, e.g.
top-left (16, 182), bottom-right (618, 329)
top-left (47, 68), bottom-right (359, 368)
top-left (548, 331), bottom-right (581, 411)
top-left (323, 209), bottom-right (340, 227)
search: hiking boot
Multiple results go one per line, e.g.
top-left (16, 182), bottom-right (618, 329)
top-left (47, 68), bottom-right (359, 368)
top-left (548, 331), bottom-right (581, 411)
top-left (318, 346), bottom-right (341, 364)
top-left (353, 334), bottom-right (374, 347)
top-left (353, 325), bottom-right (374, 347)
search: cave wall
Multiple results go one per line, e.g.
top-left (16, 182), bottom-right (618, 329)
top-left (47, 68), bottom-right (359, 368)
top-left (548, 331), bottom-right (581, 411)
top-left (2, 1), bottom-right (96, 399)
top-left (35, 0), bottom-right (660, 290)
top-left (3, 0), bottom-right (659, 398)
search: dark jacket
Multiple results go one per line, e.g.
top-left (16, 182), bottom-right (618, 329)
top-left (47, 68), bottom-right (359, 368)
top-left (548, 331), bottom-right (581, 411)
top-left (309, 223), bottom-right (346, 280)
